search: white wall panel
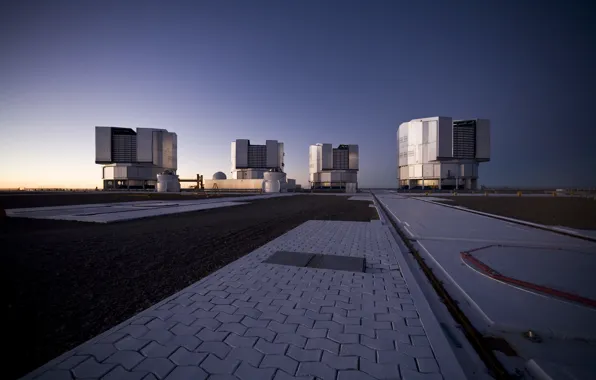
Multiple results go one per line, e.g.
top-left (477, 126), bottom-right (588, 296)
top-left (421, 144), bottom-right (428, 164)
top-left (400, 166), bottom-right (409, 179)
top-left (475, 119), bottom-right (491, 160)
top-left (235, 139), bottom-right (249, 168)
top-left (414, 164), bottom-right (423, 178)
top-left (427, 120), bottom-right (438, 161)
top-left (152, 131), bottom-right (163, 167)
top-left (320, 172), bottom-right (331, 182)
top-left (266, 140), bottom-right (279, 167)
top-left (161, 132), bottom-right (176, 170)
top-left (322, 144), bottom-right (333, 170)
top-left (437, 116), bottom-right (453, 158)
top-left (422, 121), bottom-right (429, 144)
top-left (103, 166), bottom-right (114, 179)
top-left (422, 164), bottom-right (434, 178)
top-left (114, 166), bottom-right (127, 178)
top-left (170, 133), bottom-right (177, 170)
top-left (278, 142), bottom-right (284, 170)
top-left (330, 172), bottom-right (342, 182)
top-left (95, 127), bottom-right (112, 163)
top-left (309, 145), bottom-right (321, 174)
top-left (136, 128), bottom-right (154, 163)
top-left (348, 145), bottom-right (359, 170)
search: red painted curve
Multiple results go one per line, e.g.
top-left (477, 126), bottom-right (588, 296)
top-left (461, 252), bottom-right (596, 309)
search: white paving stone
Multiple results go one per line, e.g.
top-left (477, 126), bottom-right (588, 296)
top-left (23, 219), bottom-right (455, 379)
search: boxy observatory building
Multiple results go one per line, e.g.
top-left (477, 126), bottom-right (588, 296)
top-left (309, 143), bottom-right (359, 192)
top-left (397, 117), bottom-right (490, 190)
top-left (231, 139), bottom-right (285, 179)
top-left (95, 127), bottom-right (177, 190)
top-left (201, 139), bottom-right (295, 192)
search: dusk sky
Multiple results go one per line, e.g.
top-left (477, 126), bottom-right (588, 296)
top-left (1, 0), bottom-right (594, 188)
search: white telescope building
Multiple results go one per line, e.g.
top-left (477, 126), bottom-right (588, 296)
top-left (309, 143), bottom-right (359, 192)
top-left (206, 139), bottom-right (295, 193)
top-left (95, 126), bottom-right (177, 190)
top-left (397, 117), bottom-right (490, 190)
top-left (231, 139), bottom-right (284, 179)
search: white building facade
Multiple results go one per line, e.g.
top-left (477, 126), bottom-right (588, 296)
top-left (95, 126), bottom-right (177, 190)
top-left (397, 117), bottom-right (490, 190)
top-left (309, 143), bottom-right (359, 192)
top-left (230, 139), bottom-right (284, 179)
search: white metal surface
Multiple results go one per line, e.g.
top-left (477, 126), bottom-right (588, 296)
top-left (263, 171), bottom-right (286, 183)
top-left (234, 139), bottom-right (249, 168)
top-left (265, 140), bottom-right (279, 168)
top-left (475, 119), bottom-right (490, 160)
top-left (376, 192), bottom-right (596, 379)
top-left (135, 128), bottom-right (154, 163)
top-left (397, 117), bottom-right (490, 188)
top-left (278, 141), bottom-right (284, 170)
top-left (203, 178), bottom-right (263, 190)
top-left (437, 116), bottom-right (453, 158)
top-left (94, 127), bottom-right (112, 163)
top-left (156, 173), bottom-right (180, 193)
top-left (321, 143), bottom-right (333, 170)
top-left (262, 180), bottom-right (281, 193)
top-left (309, 143), bottom-right (359, 189)
top-left (348, 144), bottom-right (359, 170)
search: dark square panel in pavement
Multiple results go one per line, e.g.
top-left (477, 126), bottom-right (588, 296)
top-left (264, 251), bottom-right (365, 273)
top-left (307, 254), bottom-right (365, 273)
top-left (263, 251), bottom-right (315, 267)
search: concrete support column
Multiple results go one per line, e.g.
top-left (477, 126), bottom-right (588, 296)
top-left (422, 179), bottom-right (425, 190)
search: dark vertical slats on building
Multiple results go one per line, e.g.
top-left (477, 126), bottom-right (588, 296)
top-left (111, 128), bottom-right (137, 163)
top-left (333, 148), bottom-right (349, 170)
top-left (247, 144), bottom-right (267, 168)
top-left (453, 120), bottom-right (476, 159)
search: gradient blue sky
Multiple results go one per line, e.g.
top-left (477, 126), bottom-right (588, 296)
top-left (1, 0), bottom-right (594, 188)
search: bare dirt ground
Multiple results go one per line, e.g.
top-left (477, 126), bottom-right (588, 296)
top-left (436, 196), bottom-right (596, 230)
top-left (0, 192), bottom-right (249, 209)
top-left (1, 195), bottom-right (377, 379)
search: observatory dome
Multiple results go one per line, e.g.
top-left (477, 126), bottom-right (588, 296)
top-left (213, 171), bottom-right (227, 180)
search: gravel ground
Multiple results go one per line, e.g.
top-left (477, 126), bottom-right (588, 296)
top-left (2, 195), bottom-right (377, 379)
top-left (0, 192), bottom-right (250, 209)
top-left (435, 196), bottom-right (596, 230)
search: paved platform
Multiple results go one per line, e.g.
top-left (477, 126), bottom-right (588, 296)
top-left (376, 192), bottom-right (596, 380)
top-left (5, 194), bottom-right (294, 223)
top-left (24, 220), bottom-right (462, 380)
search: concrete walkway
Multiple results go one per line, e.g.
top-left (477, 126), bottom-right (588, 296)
top-left (24, 219), bottom-right (463, 380)
top-left (6, 194), bottom-right (295, 223)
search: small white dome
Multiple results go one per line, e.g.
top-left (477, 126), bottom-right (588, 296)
top-left (213, 171), bottom-right (227, 180)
